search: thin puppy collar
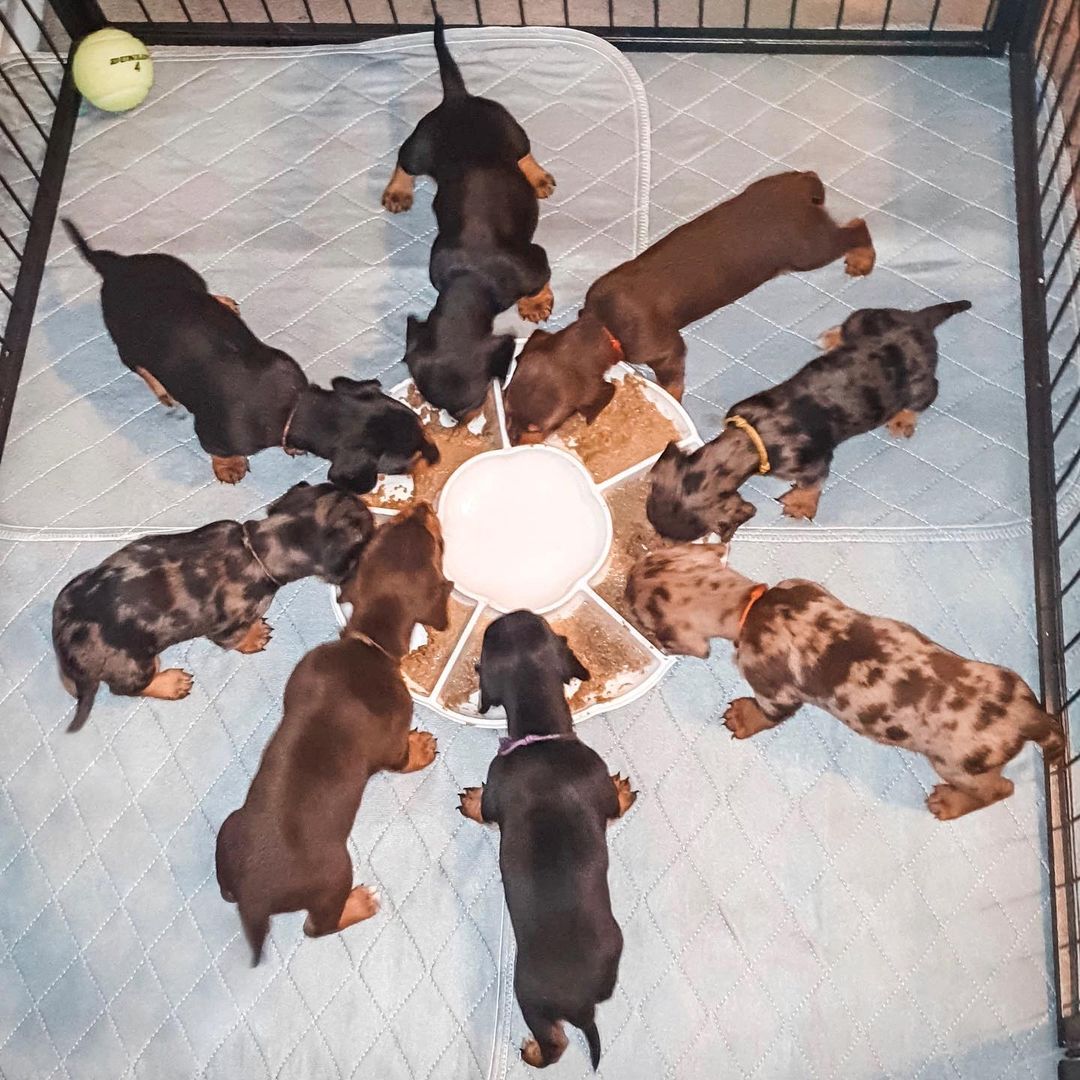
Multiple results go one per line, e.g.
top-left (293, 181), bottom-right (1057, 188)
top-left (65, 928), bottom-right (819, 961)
top-left (281, 397), bottom-right (301, 453)
top-left (498, 731), bottom-right (574, 756)
top-left (601, 325), bottom-right (625, 363)
top-left (345, 627), bottom-right (395, 662)
top-left (726, 414), bottom-right (771, 475)
top-left (240, 522), bottom-right (282, 587)
top-left (736, 583), bottom-right (768, 640)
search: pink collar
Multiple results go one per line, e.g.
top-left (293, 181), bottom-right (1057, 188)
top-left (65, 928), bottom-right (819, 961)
top-left (497, 732), bottom-right (573, 756)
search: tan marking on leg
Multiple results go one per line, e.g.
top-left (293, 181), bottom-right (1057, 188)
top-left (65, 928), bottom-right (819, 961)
top-left (723, 697), bottom-right (779, 739)
top-left (212, 294), bottom-right (239, 315)
top-left (611, 772), bottom-right (638, 818)
top-left (141, 667), bottom-right (193, 701)
top-left (399, 729), bottom-right (438, 773)
top-left (885, 409), bottom-right (918, 438)
top-left (381, 164), bottom-right (415, 213)
top-left (778, 485), bottom-right (821, 520)
top-left (521, 1039), bottom-right (544, 1068)
top-left (517, 153), bottom-right (556, 199)
top-left (517, 281), bottom-right (554, 323)
top-left (234, 618), bottom-right (272, 654)
top-left (927, 771), bottom-right (1014, 821)
top-left (211, 454), bottom-right (249, 484)
top-left (458, 785), bottom-right (487, 824)
top-left (336, 884), bottom-right (381, 929)
top-left (60, 671), bottom-right (76, 697)
top-left (843, 218), bottom-right (876, 276)
top-left (134, 366), bottom-right (175, 407)
top-left (521, 1023), bottom-right (568, 1068)
top-left (817, 325), bottom-right (843, 352)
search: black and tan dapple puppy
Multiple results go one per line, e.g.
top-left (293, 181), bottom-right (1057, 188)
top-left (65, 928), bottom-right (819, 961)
top-left (381, 16), bottom-right (556, 421)
top-left (457, 611), bottom-right (636, 1070)
top-left (53, 482), bottom-right (374, 732)
top-left (646, 300), bottom-right (972, 543)
top-left (64, 219), bottom-right (438, 491)
top-left (216, 503), bottom-right (452, 965)
top-left (627, 551), bottom-right (1065, 820)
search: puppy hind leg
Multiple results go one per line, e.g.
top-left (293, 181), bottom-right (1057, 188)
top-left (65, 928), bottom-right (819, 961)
top-left (139, 663), bottom-right (193, 701)
top-left (518, 153), bottom-right (556, 199)
top-left (927, 767), bottom-right (1014, 821)
top-left (646, 332), bottom-right (688, 402)
top-left (520, 1005), bottom-right (569, 1069)
top-left (381, 163), bottom-right (415, 214)
top-left (134, 366), bottom-right (176, 407)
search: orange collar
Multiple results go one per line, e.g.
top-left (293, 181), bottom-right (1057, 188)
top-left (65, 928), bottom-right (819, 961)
top-left (736, 583), bottom-right (768, 639)
top-left (601, 325), bottom-right (625, 363)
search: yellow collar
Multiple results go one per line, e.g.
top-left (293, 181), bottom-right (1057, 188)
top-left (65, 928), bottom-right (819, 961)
top-left (726, 415), bottom-right (770, 475)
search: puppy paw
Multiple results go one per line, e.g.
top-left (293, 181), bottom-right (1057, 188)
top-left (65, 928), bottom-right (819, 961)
top-left (235, 618), bottom-right (272, 654)
top-left (517, 283), bottom-right (554, 323)
top-left (283, 446), bottom-right (307, 458)
top-left (817, 325), bottom-right (843, 352)
top-left (611, 773), bottom-right (638, 817)
top-left (532, 171), bottom-right (556, 199)
top-left (142, 667), bottom-right (194, 701)
top-left (402, 729), bottom-right (438, 772)
top-left (723, 697), bottom-right (775, 740)
top-left (212, 294), bottom-right (239, 315)
top-left (381, 166), bottom-right (414, 213)
top-left (521, 1038), bottom-right (545, 1068)
top-left (778, 486), bottom-right (820, 520)
top-left (927, 783), bottom-right (981, 821)
top-left (885, 409), bottom-right (918, 439)
top-left (843, 222), bottom-right (875, 276)
top-left (458, 786), bottom-right (486, 824)
top-left (212, 455), bottom-right (250, 484)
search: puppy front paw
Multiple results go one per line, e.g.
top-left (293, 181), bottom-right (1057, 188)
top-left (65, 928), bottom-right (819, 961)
top-left (212, 294), bottom-right (239, 315)
top-left (235, 618), bottom-right (272, 654)
top-left (885, 409), bottom-right (917, 438)
top-left (458, 786), bottom-right (486, 824)
top-left (381, 166), bottom-right (414, 214)
top-left (402, 729), bottom-right (438, 772)
top-left (723, 697), bottom-right (775, 740)
top-left (532, 171), bottom-right (556, 199)
top-left (843, 221), bottom-right (875, 276)
top-left (778, 486), bottom-right (820, 520)
top-left (611, 773), bottom-right (638, 818)
top-left (517, 283), bottom-right (554, 323)
top-left (521, 1038), bottom-right (545, 1068)
top-left (142, 667), bottom-right (194, 701)
top-left (816, 325), bottom-right (843, 352)
top-left (212, 455), bottom-right (250, 484)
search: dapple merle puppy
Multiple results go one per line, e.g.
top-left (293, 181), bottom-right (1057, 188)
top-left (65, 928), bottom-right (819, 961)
top-left (647, 300), bottom-right (971, 542)
top-left (382, 16), bottom-right (555, 420)
top-left (53, 482), bottom-right (373, 731)
top-left (457, 611), bottom-right (635, 1069)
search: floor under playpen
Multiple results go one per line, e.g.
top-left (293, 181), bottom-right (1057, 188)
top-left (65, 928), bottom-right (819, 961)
top-left (0, 31), bottom-right (1062, 1080)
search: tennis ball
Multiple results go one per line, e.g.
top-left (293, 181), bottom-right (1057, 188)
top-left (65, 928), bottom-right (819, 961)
top-left (72, 29), bottom-right (153, 113)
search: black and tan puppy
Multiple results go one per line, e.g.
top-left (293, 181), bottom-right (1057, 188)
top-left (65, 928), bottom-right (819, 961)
top-left (646, 300), bottom-right (972, 542)
top-left (457, 611), bottom-right (635, 1069)
top-left (382, 17), bottom-right (555, 420)
top-left (64, 219), bottom-right (438, 491)
top-left (216, 503), bottom-right (453, 965)
top-left (627, 549), bottom-right (1064, 819)
top-left (504, 170), bottom-right (875, 443)
top-left (53, 482), bottom-right (373, 732)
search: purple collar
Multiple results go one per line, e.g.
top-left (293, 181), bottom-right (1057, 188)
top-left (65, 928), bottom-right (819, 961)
top-left (497, 732), bottom-right (574, 756)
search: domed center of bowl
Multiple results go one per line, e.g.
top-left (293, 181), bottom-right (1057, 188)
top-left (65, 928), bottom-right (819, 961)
top-left (438, 446), bottom-right (612, 613)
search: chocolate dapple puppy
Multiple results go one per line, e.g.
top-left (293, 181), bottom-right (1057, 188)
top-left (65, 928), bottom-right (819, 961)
top-left (53, 482), bottom-right (373, 732)
top-left (504, 170), bottom-right (874, 443)
top-left (65, 219), bottom-right (438, 491)
top-left (627, 550), bottom-right (1064, 820)
top-left (216, 503), bottom-right (454, 964)
top-left (646, 300), bottom-right (971, 542)
top-left (383, 16), bottom-right (554, 420)
top-left (457, 611), bottom-right (636, 1070)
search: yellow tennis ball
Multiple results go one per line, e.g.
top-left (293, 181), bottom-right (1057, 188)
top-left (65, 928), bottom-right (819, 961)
top-left (73, 29), bottom-right (153, 113)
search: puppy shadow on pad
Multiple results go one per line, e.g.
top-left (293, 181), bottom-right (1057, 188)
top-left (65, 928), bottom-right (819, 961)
top-left (215, 503), bottom-right (454, 963)
top-left (458, 611), bottom-right (636, 1070)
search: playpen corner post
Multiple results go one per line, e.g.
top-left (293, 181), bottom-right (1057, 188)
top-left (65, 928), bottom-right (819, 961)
top-left (47, 0), bottom-right (105, 40)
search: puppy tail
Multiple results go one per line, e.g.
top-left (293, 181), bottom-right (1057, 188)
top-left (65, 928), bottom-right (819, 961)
top-left (433, 14), bottom-right (467, 98)
top-left (61, 218), bottom-right (118, 276)
top-left (918, 299), bottom-right (972, 329)
top-left (238, 901), bottom-right (271, 966)
top-left (582, 1019), bottom-right (601, 1071)
top-left (67, 681), bottom-right (99, 733)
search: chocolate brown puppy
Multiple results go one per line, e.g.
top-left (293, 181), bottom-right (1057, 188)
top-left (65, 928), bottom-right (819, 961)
top-left (64, 220), bottom-right (438, 491)
top-left (215, 503), bottom-right (453, 965)
top-left (458, 611), bottom-right (635, 1069)
top-left (627, 550), bottom-right (1064, 820)
top-left (53, 482), bottom-right (373, 732)
top-left (384, 17), bottom-right (554, 420)
top-left (646, 301), bottom-right (971, 542)
top-left (504, 170), bottom-right (874, 443)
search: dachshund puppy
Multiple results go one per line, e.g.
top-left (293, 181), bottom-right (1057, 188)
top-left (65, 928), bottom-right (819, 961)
top-left (457, 611), bottom-right (636, 1069)
top-left (215, 503), bottom-right (453, 964)
top-left (383, 16), bottom-right (554, 420)
top-left (64, 219), bottom-right (438, 491)
top-left (627, 550), bottom-right (1064, 820)
top-left (53, 482), bottom-right (374, 732)
top-left (646, 301), bottom-right (972, 542)
top-left (504, 170), bottom-right (874, 443)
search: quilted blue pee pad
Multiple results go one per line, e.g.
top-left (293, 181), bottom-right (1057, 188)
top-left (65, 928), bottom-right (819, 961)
top-left (0, 36), bottom-right (1062, 1080)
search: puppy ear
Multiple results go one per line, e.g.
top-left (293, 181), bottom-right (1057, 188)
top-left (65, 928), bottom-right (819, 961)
top-left (559, 635), bottom-right (590, 683)
top-left (422, 578), bottom-right (453, 631)
top-left (718, 495), bottom-right (756, 541)
top-left (657, 440), bottom-right (684, 465)
top-left (328, 447), bottom-right (379, 494)
top-left (579, 379), bottom-right (615, 425)
top-left (265, 480), bottom-right (311, 516)
top-left (331, 376), bottom-right (383, 399)
top-left (485, 335), bottom-right (517, 382)
top-left (406, 315), bottom-right (425, 349)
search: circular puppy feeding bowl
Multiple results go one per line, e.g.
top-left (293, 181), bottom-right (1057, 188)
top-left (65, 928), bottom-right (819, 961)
top-left (331, 351), bottom-right (711, 727)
